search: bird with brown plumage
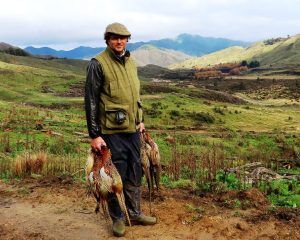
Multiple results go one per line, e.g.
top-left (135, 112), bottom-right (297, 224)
top-left (140, 131), bottom-right (161, 194)
top-left (85, 146), bottom-right (131, 226)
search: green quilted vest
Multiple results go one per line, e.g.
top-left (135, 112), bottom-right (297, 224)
top-left (94, 47), bottom-right (143, 134)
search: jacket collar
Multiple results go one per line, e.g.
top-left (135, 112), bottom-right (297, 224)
top-left (106, 47), bottom-right (130, 64)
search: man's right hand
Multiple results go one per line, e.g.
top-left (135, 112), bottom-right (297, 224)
top-left (91, 137), bottom-right (107, 151)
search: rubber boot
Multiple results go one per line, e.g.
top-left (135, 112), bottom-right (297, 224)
top-left (112, 219), bottom-right (126, 237)
top-left (131, 213), bottom-right (157, 225)
top-left (124, 183), bottom-right (157, 225)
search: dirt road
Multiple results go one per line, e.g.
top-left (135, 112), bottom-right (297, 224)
top-left (0, 178), bottom-right (299, 240)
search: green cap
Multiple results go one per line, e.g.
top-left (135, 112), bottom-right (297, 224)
top-left (105, 22), bottom-right (131, 37)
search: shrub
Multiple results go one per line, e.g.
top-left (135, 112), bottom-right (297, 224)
top-left (170, 110), bottom-right (181, 117)
top-left (213, 107), bottom-right (225, 115)
top-left (187, 111), bottom-right (215, 124)
top-left (144, 108), bottom-right (162, 118)
top-left (241, 60), bottom-right (248, 66)
top-left (248, 60), bottom-right (260, 68)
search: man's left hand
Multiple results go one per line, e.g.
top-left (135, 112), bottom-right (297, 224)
top-left (139, 122), bottom-right (145, 132)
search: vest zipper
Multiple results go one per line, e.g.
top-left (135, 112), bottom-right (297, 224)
top-left (123, 61), bottom-right (137, 124)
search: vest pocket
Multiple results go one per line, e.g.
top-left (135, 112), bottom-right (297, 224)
top-left (105, 104), bottom-right (130, 129)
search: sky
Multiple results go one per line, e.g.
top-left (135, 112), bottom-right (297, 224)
top-left (0, 0), bottom-right (299, 50)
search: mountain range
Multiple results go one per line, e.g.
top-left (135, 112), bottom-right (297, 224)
top-left (3, 33), bottom-right (298, 69)
top-left (24, 33), bottom-right (250, 59)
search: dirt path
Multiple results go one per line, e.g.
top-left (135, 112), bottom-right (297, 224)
top-left (0, 178), bottom-right (299, 240)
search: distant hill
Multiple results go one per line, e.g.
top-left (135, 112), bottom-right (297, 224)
top-left (24, 33), bottom-right (250, 61)
top-left (24, 46), bottom-right (105, 60)
top-left (0, 42), bottom-right (15, 51)
top-left (132, 44), bottom-right (192, 67)
top-left (146, 34), bottom-right (250, 56)
top-left (170, 34), bottom-right (300, 69)
top-left (0, 42), bottom-right (30, 57)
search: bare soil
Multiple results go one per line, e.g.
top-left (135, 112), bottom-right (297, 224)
top-left (0, 177), bottom-right (299, 240)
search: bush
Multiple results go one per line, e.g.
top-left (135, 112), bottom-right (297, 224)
top-left (213, 107), bottom-right (225, 115)
top-left (187, 111), bottom-right (215, 124)
top-left (216, 171), bottom-right (240, 190)
top-left (170, 110), bottom-right (181, 117)
top-left (144, 108), bottom-right (162, 118)
top-left (241, 60), bottom-right (248, 66)
top-left (264, 179), bottom-right (300, 207)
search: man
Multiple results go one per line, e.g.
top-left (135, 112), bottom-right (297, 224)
top-left (84, 22), bottom-right (156, 237)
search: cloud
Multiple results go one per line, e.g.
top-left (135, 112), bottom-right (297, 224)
top-left (0, 0), bottom-right (299, 49)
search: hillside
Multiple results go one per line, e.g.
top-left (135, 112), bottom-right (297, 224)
top-left (0, 42), bottom-right (30, 57)
top-left (0, 42), bottom-right (15, 51)
top-left (132, 45), bottom-right (192, 67)
top-left (0, 52), bottom-right (87, 105)
top-left (170, 34), bottom-right (300, 69)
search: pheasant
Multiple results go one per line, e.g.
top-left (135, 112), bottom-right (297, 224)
top-left (140, 131), bottom-right (161, 194)
top-left (85, 146), bottom-right (131, 226)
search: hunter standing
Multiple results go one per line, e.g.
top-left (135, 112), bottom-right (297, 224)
top-left (84, 22), bottom-right (157, 237)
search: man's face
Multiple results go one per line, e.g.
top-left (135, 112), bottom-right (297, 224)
top-left (108, 34), bottom-right (128, 54)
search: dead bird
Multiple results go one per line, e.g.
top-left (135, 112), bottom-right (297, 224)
top-left (140, 131), bottom-right (161, 193)
top-left (85, 146), bottom-right (131, 226)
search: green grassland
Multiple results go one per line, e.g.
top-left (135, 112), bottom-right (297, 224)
top-left (0, 52), bottom-right (299, 207)
top-left (170, 34), bottom-right (300, 69)
top-left (0, 52), bottom-right (86, 105)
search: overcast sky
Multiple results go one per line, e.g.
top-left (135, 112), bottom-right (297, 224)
top-left (0, 0), bottom-right (299, 50)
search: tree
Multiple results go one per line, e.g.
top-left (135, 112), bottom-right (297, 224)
top-left (248, 60), bottom-right (260, 68)
top-left (241, 60), bottom-right (248, 66)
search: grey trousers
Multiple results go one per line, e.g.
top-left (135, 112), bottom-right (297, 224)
top-left (100, 131), bottom-right (142, 221)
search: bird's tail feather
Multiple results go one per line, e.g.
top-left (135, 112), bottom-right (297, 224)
top-left (144, 167), bottom-right (153, 214)
top-left (116, 192), bottom-right (131, 227)
top-left (101, 199), bottom-right (112, 225)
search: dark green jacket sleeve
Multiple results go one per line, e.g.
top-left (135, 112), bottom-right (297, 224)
top-left (84, 58), bottom-right (103, 139)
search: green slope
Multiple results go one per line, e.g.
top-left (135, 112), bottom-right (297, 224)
top-left (0, 52), bottom-right (87, 74)
top-left (170, 34), bottom-right (300, 69)
top-left (0, 52), bottom-right (87, 105)
top-left (258, 35), bottom-right (300, 65)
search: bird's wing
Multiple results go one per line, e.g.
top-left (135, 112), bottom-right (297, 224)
top-left (85, 149), bottom-right (94, 181)
top-left (88, 171), bottom-right (94, 184)
top-left (99, 167), bottom-right (113, 192)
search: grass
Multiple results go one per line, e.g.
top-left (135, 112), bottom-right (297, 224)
top-left (0, 54), bottom-right (85, 105)
top-left (141, 93), bottom-right (300, 132)
top-left (0, 52), bottom-right (299, 208)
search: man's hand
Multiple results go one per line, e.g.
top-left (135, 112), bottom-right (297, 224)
top-left (139, 122), bottom-right (146, 133)
top-left (91, 136), bottom-right (107, 151)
